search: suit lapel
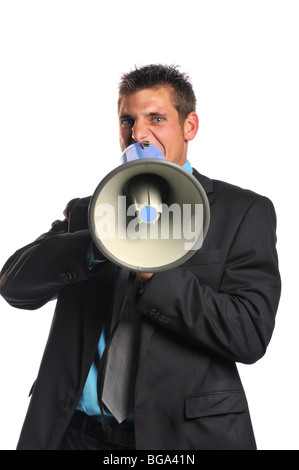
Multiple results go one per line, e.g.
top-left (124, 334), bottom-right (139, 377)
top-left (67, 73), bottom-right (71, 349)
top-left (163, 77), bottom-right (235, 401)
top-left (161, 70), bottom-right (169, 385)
top-left (137, 170), bottom-right (213, 366)
top-left (192, 168), bottom-right (214, 195)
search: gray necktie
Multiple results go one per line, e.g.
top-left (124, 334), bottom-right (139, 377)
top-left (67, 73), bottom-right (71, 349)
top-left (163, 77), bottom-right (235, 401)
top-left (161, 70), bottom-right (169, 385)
top-left (101, 270), bottom-right (141, 424)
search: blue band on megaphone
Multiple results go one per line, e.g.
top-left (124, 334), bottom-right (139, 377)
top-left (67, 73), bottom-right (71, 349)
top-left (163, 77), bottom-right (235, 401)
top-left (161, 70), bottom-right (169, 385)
top-left (140, 205), bottom-right (158, 223)
top-left (120, 142), bottom-right (165, 164)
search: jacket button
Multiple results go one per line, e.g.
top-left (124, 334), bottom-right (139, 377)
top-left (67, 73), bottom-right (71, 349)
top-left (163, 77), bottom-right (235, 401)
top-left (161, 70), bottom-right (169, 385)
top-left (149, 308), bottom-right (160, 318)
top-left (58, 271), bottom-right (77, 282)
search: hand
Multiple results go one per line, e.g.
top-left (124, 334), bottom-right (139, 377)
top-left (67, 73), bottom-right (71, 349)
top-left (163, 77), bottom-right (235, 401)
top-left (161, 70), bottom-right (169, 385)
top-left (135, 272), bottom-right (154, 282)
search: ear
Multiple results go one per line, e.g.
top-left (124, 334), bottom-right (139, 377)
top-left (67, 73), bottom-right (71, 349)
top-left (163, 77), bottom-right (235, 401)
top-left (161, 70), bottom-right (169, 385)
top-left (184, 112), bottom-right (199, 142)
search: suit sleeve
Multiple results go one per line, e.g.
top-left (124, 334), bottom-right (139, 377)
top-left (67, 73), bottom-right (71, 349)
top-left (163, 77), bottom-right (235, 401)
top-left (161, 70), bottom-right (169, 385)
top-left (136, 196), bottom-right (281, 365)
top-left (0, 199), bottom-right (98, 310)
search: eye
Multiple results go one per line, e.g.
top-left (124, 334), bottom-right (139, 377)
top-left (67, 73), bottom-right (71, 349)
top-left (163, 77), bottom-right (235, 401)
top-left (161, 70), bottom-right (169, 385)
top-left (152, 117), bottom-right (164, 123)
top-left (121, 118), bottom-right (134, 126)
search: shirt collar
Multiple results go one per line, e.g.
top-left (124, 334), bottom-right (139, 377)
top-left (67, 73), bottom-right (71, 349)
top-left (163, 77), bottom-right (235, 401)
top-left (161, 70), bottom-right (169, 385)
top-left (182, 160), bottom-right (193, 174)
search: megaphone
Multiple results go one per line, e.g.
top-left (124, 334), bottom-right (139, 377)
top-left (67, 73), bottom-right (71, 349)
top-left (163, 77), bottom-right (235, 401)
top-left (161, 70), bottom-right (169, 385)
top-left (88, 142), bottom-right (210, 273)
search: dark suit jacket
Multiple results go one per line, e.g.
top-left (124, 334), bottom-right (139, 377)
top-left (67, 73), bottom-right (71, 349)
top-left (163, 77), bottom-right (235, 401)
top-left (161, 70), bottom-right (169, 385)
top-left (0, 170), bottom-right (281, 450)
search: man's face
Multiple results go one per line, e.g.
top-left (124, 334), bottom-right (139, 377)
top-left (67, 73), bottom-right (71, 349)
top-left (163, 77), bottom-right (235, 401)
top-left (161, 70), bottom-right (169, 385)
top-left (118, 86), bottom-right (198, 166)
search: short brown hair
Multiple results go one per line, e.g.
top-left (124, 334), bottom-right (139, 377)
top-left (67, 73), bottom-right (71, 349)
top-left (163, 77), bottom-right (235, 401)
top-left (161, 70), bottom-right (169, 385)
top-left (118, 64), bottom-right (197, 123)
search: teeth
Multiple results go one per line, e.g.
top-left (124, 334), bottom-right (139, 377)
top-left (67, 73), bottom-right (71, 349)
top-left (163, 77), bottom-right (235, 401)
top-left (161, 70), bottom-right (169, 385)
top-left (140, 141), bottom-right (150, 149)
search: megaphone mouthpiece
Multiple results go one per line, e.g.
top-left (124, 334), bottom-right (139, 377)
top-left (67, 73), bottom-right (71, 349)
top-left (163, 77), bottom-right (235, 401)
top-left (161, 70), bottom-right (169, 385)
top-left (120, 141), bottom-right (166, 164)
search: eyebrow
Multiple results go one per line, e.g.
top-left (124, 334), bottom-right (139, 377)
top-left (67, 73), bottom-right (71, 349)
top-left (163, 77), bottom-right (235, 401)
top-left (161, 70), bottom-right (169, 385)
top-left (119, 111), bottom-right (169, 120)
top-left (119, 113), bottom-right (133, 121)
top-left (147, 111), bottom-right (168, 118)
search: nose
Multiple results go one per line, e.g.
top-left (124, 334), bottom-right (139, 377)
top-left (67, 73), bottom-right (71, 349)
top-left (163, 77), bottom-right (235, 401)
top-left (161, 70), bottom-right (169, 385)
top-left (131, 119), bottom-right (149, 143)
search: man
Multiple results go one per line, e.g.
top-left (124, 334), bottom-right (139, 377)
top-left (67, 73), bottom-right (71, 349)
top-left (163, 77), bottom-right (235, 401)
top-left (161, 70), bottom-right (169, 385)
top-left (0, 64), bottom-right (281, 450)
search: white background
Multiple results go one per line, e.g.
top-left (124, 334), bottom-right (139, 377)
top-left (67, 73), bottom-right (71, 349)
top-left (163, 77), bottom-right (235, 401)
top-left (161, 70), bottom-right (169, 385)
top-left (0, 0), bottom-right (298, 450)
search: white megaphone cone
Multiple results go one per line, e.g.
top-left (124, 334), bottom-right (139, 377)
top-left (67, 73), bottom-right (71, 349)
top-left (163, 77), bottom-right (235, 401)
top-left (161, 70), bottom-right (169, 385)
top-left (88, 142), bottom-right (210, 272)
